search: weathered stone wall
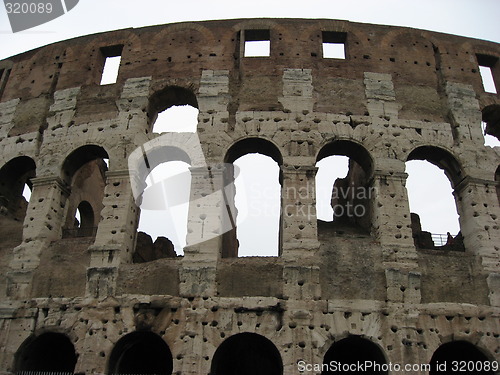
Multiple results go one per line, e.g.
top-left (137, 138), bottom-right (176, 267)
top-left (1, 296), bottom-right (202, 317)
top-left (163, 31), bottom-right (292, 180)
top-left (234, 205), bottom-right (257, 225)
top-left (0, 18), bottom-right (499, 374)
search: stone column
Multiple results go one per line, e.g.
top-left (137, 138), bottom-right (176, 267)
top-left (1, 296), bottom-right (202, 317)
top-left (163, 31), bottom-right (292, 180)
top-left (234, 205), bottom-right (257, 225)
top-left (281, 165), bottom-right (320, 256)
top-left (86, 170), bottom-right (138, 298)
top-left (370, 167), bottom-right (421, 304)
top-left (454, 176), bottom-right (500, 306)
top-left (370, 167), bottom-right (422, 370)
top-left (180, 165), bottom-right (225, 297)
top-left (281, 165), bottom-right (321, 301)
top-left (7, 176), bottom-right (69, 298)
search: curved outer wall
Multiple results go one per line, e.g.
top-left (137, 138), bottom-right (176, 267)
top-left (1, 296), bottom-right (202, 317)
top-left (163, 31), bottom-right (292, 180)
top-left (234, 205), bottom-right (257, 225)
top-left (0, 18), bottom-right (499, 374)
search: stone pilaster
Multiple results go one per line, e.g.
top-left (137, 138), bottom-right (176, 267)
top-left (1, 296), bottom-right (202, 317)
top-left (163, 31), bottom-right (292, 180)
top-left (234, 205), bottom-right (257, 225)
top-left (371, 168), bottom-right (421, 304)
top-left (180, 166), bottom-right (226, 297)
top-left (280, 165), bottom-right (320, 256)
top-left (281, 166), bottom-right (321, 301)
top-left (454, 176), bottom-right (500, 306)
top-left (7, 176), bottom-right (70, 298)
top-left (86, 170), bottom-right (138, 298)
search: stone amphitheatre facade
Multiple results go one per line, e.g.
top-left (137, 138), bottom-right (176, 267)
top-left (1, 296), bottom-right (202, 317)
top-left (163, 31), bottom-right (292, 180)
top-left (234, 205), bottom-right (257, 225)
top-left (0, 18), bottom-right (499, 374)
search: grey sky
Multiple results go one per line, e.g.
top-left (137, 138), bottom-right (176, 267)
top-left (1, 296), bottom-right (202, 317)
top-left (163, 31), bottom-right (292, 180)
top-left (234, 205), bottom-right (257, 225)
top-left (1, 0), bottom-right (500, 60)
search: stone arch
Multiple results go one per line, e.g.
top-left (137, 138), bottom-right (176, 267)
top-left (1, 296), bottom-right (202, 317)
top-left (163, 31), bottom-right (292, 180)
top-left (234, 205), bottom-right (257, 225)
top-left (429, 340), bottom-right (495, 374)
top-left (321, 335), bottom-right (387, 374)
top-left (108, 331), bottom-right (173, 374)
top-left (406, 145), bottom-right (464, 189)
top-left (222, 137), bottom-right (283, 257)
top-left (316, 140), bottom-right (374, 231)
top-left (316, 139), bottom-right (373, 173)
top-left (482, 104), bottom-right (500, 141)
top-left (61, 144), bottom-right (110, 185)
top-left (136, 144), bottom-right (191, 184)
top-left (0, 156), bottom-right (36, 219)
top-left (210, 332), bottom-right (282, 375)
top-left (14, 331), bottom-right (77, 372)
top-left (406, 145), bottom-right (464, 250)
top-left (148, 85), bottom-right (199, 133)
top-left (61, 145), bottom-right (109, 238)
top-left (129, 134), bottom-right (206, 258)
top-left (73, 200), bottom-right (95, 237)
top-left (224, 137), bottom-right (283, 165)
top-left (128, 132), bottom-right (208, 204)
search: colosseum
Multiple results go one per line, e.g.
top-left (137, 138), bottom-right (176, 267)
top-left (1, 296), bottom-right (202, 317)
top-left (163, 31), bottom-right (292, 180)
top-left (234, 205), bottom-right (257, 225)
top-left (0, 18), bottom-right (499, 374)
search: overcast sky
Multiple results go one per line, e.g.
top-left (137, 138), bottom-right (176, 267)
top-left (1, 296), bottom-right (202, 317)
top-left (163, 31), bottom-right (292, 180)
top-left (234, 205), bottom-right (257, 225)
top-left (1, 0), bottom-right (500, 59)
top-left (2, 0), bottom-right (499, 255)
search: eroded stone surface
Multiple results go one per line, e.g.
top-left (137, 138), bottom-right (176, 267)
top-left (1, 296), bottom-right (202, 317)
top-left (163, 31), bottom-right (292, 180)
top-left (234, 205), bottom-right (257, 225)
top-left (0, 18), bottom-right (498, 374)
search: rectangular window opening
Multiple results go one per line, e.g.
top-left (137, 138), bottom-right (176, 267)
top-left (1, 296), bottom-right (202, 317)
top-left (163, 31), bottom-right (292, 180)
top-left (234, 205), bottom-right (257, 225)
top-left (477, 54), bottom-right (498, 94)
top-left (244, 29), bottom-right (270, 57)
top-left (479, 66), bottom-right (497, 94)
top-left (100, 45), bottom-right (123, 85)
top-left (322, 31), bottom-right (347, 59)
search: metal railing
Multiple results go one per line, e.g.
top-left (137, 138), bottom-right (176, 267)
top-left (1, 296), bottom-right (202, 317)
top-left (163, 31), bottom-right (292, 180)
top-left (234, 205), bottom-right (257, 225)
top-left (414, 231), bottom-right (465, 251)
top-left (431, 233), bottom-right (449, 247)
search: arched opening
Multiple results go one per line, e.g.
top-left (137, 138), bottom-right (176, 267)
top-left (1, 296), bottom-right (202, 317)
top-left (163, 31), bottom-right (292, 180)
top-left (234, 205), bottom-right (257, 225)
top-left (15, 332), bottom-right (77, 372)
top-left (210, 332), bottom-right (282, 375)
top-left (316, 141), bottom-right (373, 235)
top-left (495, 165), bottom-right (500, 206)
top-left (61, 145), bottom-right (109, 239)
top-left (481, 121), bottom-right (500, 147)
top-left (108, 331), bottom-right (173, 375)
top-left (61, 145), bottom-right (109, 184)
top-left (322, 336), bottom-right (387, 374)
top-left (315, 155), bottom-right (349, 221)
top-left (482, 104), bottom-right (500, 143)
top-left (22, 183), bottom-right (32, 203)
top-left (223, 138), bottom-right (283, 257)
top-left (0, 156), bottom-right (36, 221)
top-left (73, 200), bottom-right (95, 237)
top-left (153, 105), bottom-right (199, 133)
top-left (149, 86), bottom-right (199, 134)
top-left (406, 146), bottom-right (464, 250)
top-left (430, 341), bottom-right (494, 374)
top-left (132, 145), bottom-right (192, 261)
top-left (135, 160), bottom-right (191, 259)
